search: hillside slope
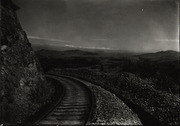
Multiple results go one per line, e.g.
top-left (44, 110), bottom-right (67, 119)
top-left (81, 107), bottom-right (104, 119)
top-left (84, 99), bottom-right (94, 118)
top-left (0, 0), bottom-right (54, 123)
top-left (136, 50), bottom-right (179, 62)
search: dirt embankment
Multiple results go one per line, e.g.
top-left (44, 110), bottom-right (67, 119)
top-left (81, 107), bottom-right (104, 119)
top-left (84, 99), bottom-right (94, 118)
top-left (62, 76), bottom-right (142, 125)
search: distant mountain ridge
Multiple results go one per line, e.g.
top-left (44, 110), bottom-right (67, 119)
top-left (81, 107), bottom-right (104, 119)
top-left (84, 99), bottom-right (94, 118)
top-left (36, 49), bottom-right (98, 59)
top-left (136, 50), bottom-right (179, 62)
top-left (36, 49), bottom-right (179, 62)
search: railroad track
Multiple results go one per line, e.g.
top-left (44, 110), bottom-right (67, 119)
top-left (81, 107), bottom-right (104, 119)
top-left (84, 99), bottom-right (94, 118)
top-left (36, 75), bottom-right (92, 125)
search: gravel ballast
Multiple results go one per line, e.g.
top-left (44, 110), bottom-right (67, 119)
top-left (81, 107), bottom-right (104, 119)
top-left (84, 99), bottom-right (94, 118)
top-left (74, 79), bottom-right (142, 125)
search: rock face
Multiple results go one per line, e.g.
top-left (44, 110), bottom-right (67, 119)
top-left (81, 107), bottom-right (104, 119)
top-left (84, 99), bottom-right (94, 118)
top-left (0, 0), bottom-right (54, 123)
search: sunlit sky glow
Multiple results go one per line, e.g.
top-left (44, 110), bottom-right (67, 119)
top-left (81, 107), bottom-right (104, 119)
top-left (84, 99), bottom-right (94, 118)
top-left (14, 0), bottom-right (179, 52)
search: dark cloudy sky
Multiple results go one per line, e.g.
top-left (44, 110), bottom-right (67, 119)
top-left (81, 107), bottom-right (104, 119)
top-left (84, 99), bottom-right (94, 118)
top-left (13, 0), bottom-right (179, 52)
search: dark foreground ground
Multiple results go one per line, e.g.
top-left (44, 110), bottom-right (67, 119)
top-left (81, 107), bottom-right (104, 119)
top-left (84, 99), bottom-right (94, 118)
top-left (36, 49), bottom-right (180, 125)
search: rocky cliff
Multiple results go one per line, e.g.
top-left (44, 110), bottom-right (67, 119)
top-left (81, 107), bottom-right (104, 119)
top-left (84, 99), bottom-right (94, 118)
top-left (0, 0), bottom-right (54, 123)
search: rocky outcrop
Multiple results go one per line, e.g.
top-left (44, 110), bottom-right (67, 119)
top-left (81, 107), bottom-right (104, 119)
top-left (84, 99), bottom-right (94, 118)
top-left (0, 0), bottom-right (54, 123)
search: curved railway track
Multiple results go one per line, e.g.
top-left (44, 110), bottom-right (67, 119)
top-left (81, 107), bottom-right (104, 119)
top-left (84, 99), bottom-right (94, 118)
top-left (36, 75), bottom-right (92, 125)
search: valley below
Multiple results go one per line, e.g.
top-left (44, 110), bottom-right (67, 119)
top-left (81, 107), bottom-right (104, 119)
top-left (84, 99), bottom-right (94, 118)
top-left (36, 49), bottom-right (180, 125)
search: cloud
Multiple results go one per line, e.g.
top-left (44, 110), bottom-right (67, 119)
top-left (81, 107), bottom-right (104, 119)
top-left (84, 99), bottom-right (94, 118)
top-left (28, 35), bottom-right (111, 50)
top-left (155, 39), bottom-right (179, 42)
top-left (28, 35), bottom-right (70, 43)
top-left (65, 44), bottom-right (111, 50)
top-left (91, 39), bottom-right (107, 41)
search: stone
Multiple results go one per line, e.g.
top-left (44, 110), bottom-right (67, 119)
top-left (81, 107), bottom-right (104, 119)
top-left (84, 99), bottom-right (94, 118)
top-left (1, 45), bottom-right (7, 51)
